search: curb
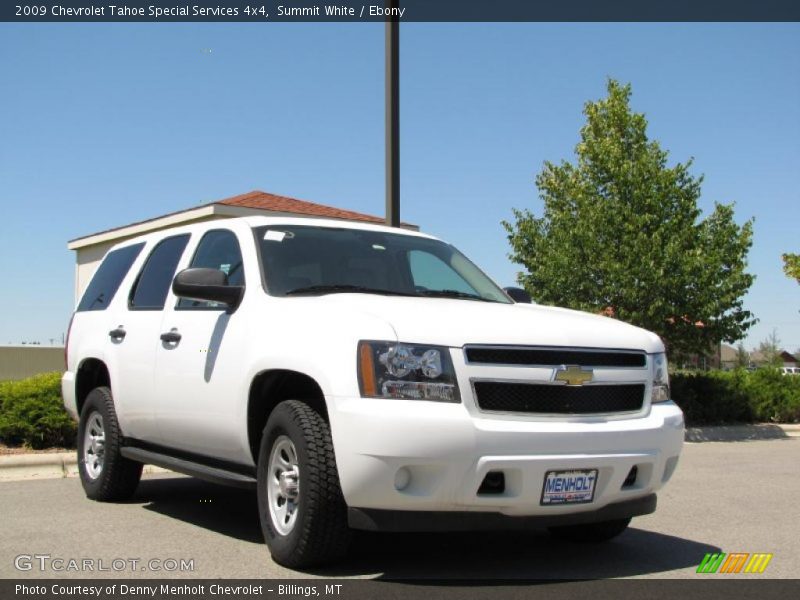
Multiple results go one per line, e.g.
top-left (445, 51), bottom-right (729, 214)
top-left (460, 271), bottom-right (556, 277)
top-left (684, 423), bottom-right (800, 443)
top-left (0, 452), bottom-right (167, 482)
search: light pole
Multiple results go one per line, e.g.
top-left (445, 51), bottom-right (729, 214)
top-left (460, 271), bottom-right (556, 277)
top-left (385, 1), bottom-right (400, 227)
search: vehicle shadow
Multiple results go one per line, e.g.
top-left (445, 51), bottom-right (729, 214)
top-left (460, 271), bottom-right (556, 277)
top-left (135, 475), bottom-right (718, 579)
top-left (136, 475), bottom-right (263, 544)
top-left (325, 528), bottom-right (718, 580)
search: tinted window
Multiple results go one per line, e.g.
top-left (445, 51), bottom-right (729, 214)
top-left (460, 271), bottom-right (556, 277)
top-left (408, 250), bottom-right (475, 294)
top-left (255, 225), bottom-right (509, 303)
top-left (177, 229), bottom-right (244, 309)
top-left (129, 235), bottom-right (190, 310)
top-left (77, 243), bottom-right (144, 312)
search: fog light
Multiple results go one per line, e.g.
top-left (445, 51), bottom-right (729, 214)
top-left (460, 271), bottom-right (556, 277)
top-left (477, 471), bottom-right (506, 495)
top-left (394, 467), bottom-right (411, 491)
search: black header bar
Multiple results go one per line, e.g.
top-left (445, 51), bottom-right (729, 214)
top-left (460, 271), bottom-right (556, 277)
top-left (3, 1), bottom-right (800, 23)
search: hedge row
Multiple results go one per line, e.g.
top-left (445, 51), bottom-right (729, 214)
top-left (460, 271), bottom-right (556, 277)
top-left (0, 372), bottom-right (76, 449)
top-left (671, 368), bottom-right (800, 425)
top-left (1, 369), bottom-right (799, 449)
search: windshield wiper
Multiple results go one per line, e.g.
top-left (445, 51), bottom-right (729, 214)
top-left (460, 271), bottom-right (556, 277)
top-left (416, 289), bottom-right (494, 302)
top-left (284, 284), bottom-right (414, 297)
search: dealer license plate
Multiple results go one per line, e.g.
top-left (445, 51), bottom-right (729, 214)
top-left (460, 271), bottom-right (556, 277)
top-left (540, 469), bottom-right (598, 505)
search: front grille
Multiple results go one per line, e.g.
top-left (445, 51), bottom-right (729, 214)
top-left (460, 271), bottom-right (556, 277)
top-left (466, 346), bottom-right (647, 367)
top-left (465, 346), bottom-right (646, 368)
top-left (472, 382), bottom-right (646, 414)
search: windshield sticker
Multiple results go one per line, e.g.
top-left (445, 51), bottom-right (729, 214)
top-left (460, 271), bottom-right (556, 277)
top-left (263, 230), bottom-right (286, 242)
top-left (219, 264), bottom-right (231, 275)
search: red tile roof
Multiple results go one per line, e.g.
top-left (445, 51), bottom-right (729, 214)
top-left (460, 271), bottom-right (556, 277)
top-left (69, 190), bottom-right (412, 245)
top-left (217, 190), bottom-right (386, 224)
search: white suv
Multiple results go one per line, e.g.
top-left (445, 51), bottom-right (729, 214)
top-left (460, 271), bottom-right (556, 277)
top-left (63, 216), bottom-right (684, 567)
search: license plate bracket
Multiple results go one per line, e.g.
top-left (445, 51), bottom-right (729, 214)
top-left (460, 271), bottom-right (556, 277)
top-left (540, 468), bottom-right (598, 505)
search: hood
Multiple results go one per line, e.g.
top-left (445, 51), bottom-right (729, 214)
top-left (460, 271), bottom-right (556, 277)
top-left (322, 294), bottom-right (664, 353)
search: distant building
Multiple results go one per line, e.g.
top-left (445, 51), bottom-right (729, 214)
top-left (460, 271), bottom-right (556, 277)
top-left (779, 350), bottom-right (798, 369)
top-left (748, 349), bottom-right (798, 369)
top-left (719, 344), bottom-right (739, 370)
top-left (66, 190), bottom-right (417, 304)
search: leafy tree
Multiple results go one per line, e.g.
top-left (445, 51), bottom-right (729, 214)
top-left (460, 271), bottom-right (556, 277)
top-left (735, 342), bottom-right (750, 368)
top-left (757, 329), bottom-right (783, 367)
top-left (504, 80), bottom-right (756, 358)
top-left (783, 253), bottom-right (800, 284)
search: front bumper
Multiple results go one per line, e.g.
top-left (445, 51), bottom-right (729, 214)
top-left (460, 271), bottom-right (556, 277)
top-left (349, 494), bottom-right (657, 532)
top-left (329, 397), bottom-right (684, 524)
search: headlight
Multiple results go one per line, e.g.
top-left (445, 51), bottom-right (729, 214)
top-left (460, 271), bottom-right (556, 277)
top-left (358, 341), bottom-right (460, 403)
top-left (651, 352), bottom-right (670, 403)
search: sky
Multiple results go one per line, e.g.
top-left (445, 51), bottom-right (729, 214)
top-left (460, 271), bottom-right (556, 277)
top-left (0, 22), bottom-right (798, 351)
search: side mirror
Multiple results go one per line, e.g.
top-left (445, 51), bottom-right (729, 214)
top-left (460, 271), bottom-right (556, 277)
top-left (172, 268), bottom-right (244, 308)
top-left (504, 286), bottom-right (532, 304)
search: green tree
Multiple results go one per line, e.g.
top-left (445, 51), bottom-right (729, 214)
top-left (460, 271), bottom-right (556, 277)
top-left (783, 253), bottom-right (800, 284)
top-left (504, 80), bottom-right (756, 358)
top-left (735, 342), bottom-right (750, 368)
top-left (757, 329), bottom-right (782, 367)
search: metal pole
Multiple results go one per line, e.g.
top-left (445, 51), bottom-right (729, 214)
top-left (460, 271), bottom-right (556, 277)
top-left (385, 2), bottom-right (400, 227)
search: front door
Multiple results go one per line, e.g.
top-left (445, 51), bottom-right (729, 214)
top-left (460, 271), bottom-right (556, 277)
top-left (152, 229), bottom-right (248, 464)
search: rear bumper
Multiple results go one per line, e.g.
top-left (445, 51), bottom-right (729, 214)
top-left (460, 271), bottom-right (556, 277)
top-left (61, 371), bottom-right (78, 420)
top-left (349, 494), bottom-right (657, 532)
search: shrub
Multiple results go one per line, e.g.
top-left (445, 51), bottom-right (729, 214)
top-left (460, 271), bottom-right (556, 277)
top-left (671, 369), bottom-right (800, 425)
top-left (0, 372), bottom-right (76, 449)
top-left (742, 368), bottom-right (800, 423)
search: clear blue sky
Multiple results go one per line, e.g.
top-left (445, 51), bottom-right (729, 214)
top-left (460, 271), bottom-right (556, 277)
top-left (1, 23), bottom-right (798, 351)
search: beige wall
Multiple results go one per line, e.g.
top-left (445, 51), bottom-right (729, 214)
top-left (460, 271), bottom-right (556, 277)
top-left (0, 347), bottom-right (64, 381)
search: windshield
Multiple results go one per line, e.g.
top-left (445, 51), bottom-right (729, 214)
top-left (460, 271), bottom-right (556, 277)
top-left (254, 225), bottom-right (511, 303)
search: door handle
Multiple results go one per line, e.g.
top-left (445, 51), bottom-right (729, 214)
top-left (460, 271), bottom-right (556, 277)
top-left (160, 329), bottom-right (182, 344)
top-left (108, 327), bottom-right (126, 341)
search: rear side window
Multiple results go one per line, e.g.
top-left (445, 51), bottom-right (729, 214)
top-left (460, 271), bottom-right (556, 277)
top-left (129, 234), bottom-right (190, 310)
top-left (177, 229), bottom-right (244, 309)
top-left (77, 243), bottom-right (144, 312)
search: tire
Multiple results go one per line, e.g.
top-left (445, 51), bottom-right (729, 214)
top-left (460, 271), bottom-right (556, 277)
top-left (77, 386), bottom-right (142, 501)
top-left (257, 400), bottom-right (351, 568)
top-left (548, 517), bottom-right (631, 542)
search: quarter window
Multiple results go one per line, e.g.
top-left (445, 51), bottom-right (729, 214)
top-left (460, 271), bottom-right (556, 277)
top-left (129, 234), bottom-right (190, 310)
top-left (76, 243), bottom-right (144, 312)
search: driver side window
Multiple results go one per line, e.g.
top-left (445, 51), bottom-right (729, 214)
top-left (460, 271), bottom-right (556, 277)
top-left (177, 229), bottom-right (244, 309)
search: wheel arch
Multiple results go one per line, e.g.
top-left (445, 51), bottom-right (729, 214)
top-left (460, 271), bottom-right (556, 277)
top-left (247, 369), bottom-right (328, 464)
top-left (75, 358), bottom-right (111, 417)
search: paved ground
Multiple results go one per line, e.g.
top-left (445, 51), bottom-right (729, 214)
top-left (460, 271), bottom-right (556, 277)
top-left (0, 438), bottom-right (797, 580)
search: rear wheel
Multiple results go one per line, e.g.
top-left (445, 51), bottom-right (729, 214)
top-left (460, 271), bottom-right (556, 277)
top-left (77, 387), bottom-right (142, 501)
top-left (548, 517), bottom-right (631, 542)
top-left (257, 400), bottom-right (351, 568)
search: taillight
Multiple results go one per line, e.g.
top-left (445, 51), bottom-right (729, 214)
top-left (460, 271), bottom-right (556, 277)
top-left (64, 313), bottom-right (75, 370)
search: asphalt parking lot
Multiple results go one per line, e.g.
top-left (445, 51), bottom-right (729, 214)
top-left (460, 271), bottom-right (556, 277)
top-left (0, 438), bottom-right (797, 580)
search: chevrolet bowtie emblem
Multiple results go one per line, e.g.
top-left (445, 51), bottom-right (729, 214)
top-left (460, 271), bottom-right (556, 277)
top-left (553, 365), bottom-right (593, 386)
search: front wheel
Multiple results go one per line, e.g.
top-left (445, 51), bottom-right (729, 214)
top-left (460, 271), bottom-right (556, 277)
top-left (256, 400), bottom-right (351, 568)
top-left (548, 517), bottom-right (631, 542)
